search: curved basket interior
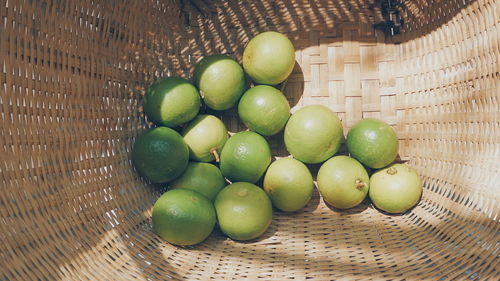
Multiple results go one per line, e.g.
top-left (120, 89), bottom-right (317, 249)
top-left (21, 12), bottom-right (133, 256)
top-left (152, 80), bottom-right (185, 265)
top-left (0, 0), bottom-right (498, 280)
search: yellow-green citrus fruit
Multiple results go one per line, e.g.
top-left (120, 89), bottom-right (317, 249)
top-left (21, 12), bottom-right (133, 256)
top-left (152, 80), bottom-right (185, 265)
top-left (182, 115), bottom-right (228, 162)
top-left (170, 162), bottom-right (226, 202)
top-left (152, 189), bottom-right (216, 246)
top-left (132, 127), bottom-right (189, 183)
top-left (220, 131), bottom-right (271, 183)
top-left (242, 31), bottom-right (295, 85)
top-left (144, 77), bottom-right (200, 127)
top-left (193, 54), bottom-right (246, 110)
top-left (369, 164), bottom-right (423, 214)
top-left (238, 85), bottom-right (290, 136)
top-left (263, 158), bottom-right (314, 212)
top-left (284, 105), bottom-right (343, 164)
top-left (317, 156), bottom-right (369, 209)
top-left (214, 182), bottom-right (272, 241)
top-left (346, 118), bottom-right (398, 169)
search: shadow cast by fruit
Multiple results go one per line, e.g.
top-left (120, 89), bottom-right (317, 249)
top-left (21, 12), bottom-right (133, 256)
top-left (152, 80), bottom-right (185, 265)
top-left (393, 153), bottom-right (409, 164)
top-left (2, 0), bottom-right (497, 280)
top-left (323, 199), bottom-right (371, 215)
top-left (305, 163), bottom-right (323, 181)
top-left (281, 60), bottom-right (304, 110)
top-left (266, 131), bottom-right (289, 158)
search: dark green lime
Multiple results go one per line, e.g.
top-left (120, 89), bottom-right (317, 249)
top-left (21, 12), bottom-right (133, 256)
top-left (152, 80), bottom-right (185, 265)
top-left (131, 127), bottom-right (189, 183)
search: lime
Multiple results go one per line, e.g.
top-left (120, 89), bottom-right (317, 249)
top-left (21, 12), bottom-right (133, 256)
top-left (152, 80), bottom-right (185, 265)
top-left (132, 127), bottom-right (189, 183)
top-left (219, 131), bottom-right (271, 183)
top-left (152, 189), bottom-right (216, 246)
top-left (238, 85), bottom-right (290, 136)
top-left (369, 164), bottom-right (423, 214)
top-left (263, 158), bottom-right (314, 212)
top-left (193, 54), bottom-right (246, 110)
top-left (214, 182), bottom-right (272, 241)
top-left (182, 115), bottom-right (228, 162)
top-left (143, 77), bottom-right (200, 127)
top-left (317, 156), bottom-right (369, 209)
top-left (243, 31), bottom-right (295, 85)
top-left (170, 162), bottom-right (226, 202)
top-left (346, 118), bottom-right (398, 169)
top-left (284, 105), bottom-right (343, 164)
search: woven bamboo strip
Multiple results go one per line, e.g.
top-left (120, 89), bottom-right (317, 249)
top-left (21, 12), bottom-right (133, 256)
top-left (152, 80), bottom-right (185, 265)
top-left (0, 0), bottom-right (498, 280)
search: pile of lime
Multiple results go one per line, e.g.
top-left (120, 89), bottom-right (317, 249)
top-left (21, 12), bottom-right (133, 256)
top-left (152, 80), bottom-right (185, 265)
top-left (132, 31), bottom-right (423, 246)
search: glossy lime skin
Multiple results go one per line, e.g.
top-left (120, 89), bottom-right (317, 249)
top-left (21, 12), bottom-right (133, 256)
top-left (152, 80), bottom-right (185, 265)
top-left (214, 182), bottom-right (272, 241)
top-left (317, 156), bottom-right (369, 209)
top-left (220, 131), bottom-right (271, 183)
top-left (263, 158), bottom-right (314, 212)
top-left (238, 85), bottom-right (291, 136)
top-left (144, 77), bottom-right (200, 127)
top-left (242, 31), bottom-right (295, 85)
top-left (131, 127), bottom-right (189, 183)
top-left (346, 118), bottom-right (398, 169)
top-left (182, 115), bottom-right (228, 162)
top-left (193, 55), bottom-right (246, 110)
top-left (170, 162), bottom-right (226, 202)
top-left (284, 105), bottom-right (344, 164)
top-left (152, 189), bottom-right (216, 246)
top-left (369, 164), bottom-right (423, 214)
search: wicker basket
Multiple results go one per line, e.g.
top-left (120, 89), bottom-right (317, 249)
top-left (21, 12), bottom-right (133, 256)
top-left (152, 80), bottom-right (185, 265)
top-left (1, 0), bottom-right (498, 280)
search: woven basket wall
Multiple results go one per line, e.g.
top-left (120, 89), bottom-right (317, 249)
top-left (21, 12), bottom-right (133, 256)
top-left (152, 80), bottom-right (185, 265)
top-left (1, 0), bottom-right (499, 280)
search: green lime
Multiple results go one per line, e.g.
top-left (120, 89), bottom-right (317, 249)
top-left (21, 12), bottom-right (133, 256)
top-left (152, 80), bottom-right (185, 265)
top-left (132, 127), bottom-right (189, 183)
top-left (170, 162), bottom-right (226, 202)
top-left (317, 156), bottom-right (369, 209)
top-left (243, 31), bottom-right (295, 85)
top-left (214, 182), bottom-right (272, 241)
top-left (346, 118), bottom-right (398, 169)
top-left (193, 54), bottom-right (246, 110)
top-left (369, 164), bottom-right (423, 214)
top-left (152, 189), bottom-right (216, 246)
top-left (263, 158), bottom-right (314, 212)
top-left (219, 131), bottom-right (271, 183)
top-left (238, 85), bottom-right (290, 136)
top-left (182, 115), bottom-right (228, 162)
top-left (284, 105), bottom-right (344, 164)
top-left (143, 77), bottom-right (200, 127)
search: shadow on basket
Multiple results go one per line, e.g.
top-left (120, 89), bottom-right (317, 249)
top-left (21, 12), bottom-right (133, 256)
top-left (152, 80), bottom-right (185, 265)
top-left (2, 0), bottom-right (497, 280)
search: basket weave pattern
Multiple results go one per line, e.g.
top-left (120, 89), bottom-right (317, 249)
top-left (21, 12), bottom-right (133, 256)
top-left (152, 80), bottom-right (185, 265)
top-left (1, 0), bottom-right (498, 280)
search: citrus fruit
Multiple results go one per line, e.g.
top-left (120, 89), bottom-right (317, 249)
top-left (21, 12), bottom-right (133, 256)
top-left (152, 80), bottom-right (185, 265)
top-left (214, 182), bottom-right (272, 241)
top-left (152, 189), bottom-right (216, 246)
top-left (242, 31), bottom-right (295, 85)
top-left (284, 105), bottom-right (343, 164)
top-left (263, 158), bottom-right (314, 212)
top-left (238, 85), bottom-right (291, 136)
top-left (182, 115), bottom-right (228, 162)
top-left (317, 156), bottom-right (369, 209)
top-left (193, 54), bottom-right (246, 110)
top-left (143, 77), bottom-right (200, 127)
top-left (369, 164), bottom-right (423, 214)
top-left (219, 131), bottom-right (271, 183)
top-left (170, 162), bottom-right (226, 202)
top-left (346, 118), bottom-right (398, 169)
top-left (132, 127), bottom-right (189, 183)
